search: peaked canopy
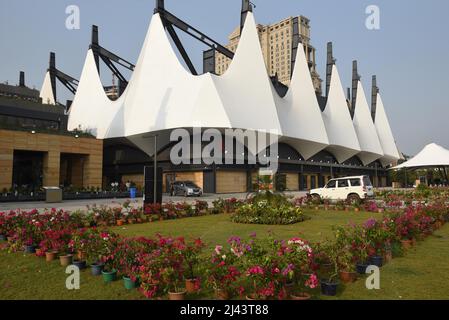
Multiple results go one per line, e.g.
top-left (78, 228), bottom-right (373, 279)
top-left (66, 11), bottom-right (401, 166)
top-left (352, 81), bottom-right (384, 165)
top-left (40, 71), bottom-right (56, 105)
top-left (322, 64), bottom-right (361, 163)
top-left (392, 143), bottom-right (449, 169)
top-left (375, 93), bottom-right (401, 166)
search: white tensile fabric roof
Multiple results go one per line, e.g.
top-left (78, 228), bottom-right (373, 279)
top-left (392, 143), bottom-right (449, 169)
top-left (322, 65), bottom-right (361, 163)
top-left (275, 41), bottom-right (329, 160)
top-left (40, 71), bottom-right (56, 105)
top-left (67, 12), bottom-right (400, 166)
top-left (353, 81), bottom-right (384, 165)
top-left (374, 93), bottom-right (401, 166)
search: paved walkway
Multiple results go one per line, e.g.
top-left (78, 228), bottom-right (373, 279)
top-left (0, 191), bottom-right (308, 212)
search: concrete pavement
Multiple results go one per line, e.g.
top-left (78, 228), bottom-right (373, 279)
top-left (0, 191), bottom-right (308, 212)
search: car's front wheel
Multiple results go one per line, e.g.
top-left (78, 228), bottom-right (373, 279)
top-left (311, 194), bottom-right (321, 203)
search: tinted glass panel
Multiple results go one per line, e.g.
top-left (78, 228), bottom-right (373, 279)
top-left (337, 179), bottom-right (349, 188)
top-left (350, 179), bottom-right (361, 187)
top-left (326, 180), bottom-right (336, 188)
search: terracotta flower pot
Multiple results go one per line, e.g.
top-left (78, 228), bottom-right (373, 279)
top-left (354, 208), bottom-right (360, 212)
top-left (215, 288), bottom-right (230, 300)
top-left (339, 271), bottom-right (357, 283)
top-left (35, 248), bottom-right (43, 257)
top-left (246, 294), bottom-right (267, 301)
top-left (46, 251), bottom-right (58, 262)
top-left (77, 251), bottom-right (86, 261)
top-left (59, 254), bottom-right (73, 267)
top-left (401, 239), bottom-right (413, 250)
top-left (116, 219), bottom-right (124, 226)
top-left (185, 279), bottom-right (199, 294)
top-left (384, 251), bottom-right (393, 263)
top-left (290, 292), bottom-right (312, 300)
top-left (168, 291), bottom-right (186, 300)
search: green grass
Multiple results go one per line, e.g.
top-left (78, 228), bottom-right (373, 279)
top-left (1, 209), bottom-right (448, 300)
top-left (112, 210), bottom-right (383, 245)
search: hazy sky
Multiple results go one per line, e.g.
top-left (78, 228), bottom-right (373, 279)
top-left (1, 0), bottom-right (448, 155)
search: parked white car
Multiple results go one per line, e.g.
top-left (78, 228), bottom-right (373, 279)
top-left (309, 175), bottom-right (375, 203)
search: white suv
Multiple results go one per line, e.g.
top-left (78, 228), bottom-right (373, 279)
top-left (309, 175), bottom-right (374, 203)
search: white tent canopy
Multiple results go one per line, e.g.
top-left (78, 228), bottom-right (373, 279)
top-left (392, 143), bottom-right (449, 169)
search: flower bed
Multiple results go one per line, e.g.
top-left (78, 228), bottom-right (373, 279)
top-left (1, 192), bottom-right (449, 300)
top-left (231, 191), bottom-right (308, 225)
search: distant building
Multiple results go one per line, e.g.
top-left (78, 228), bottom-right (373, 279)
top-left (215, 16), bottom-right (322, 94)
top-left (0, 72), bottom-right (103, 192)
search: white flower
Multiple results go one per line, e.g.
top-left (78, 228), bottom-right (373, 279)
top-left (222, 255), bottom-right (227, 260)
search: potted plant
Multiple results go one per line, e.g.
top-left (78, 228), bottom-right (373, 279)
top-left (319, 243), bottom-right (340, 296)
top-left (290, 273), bottom-right (318, 300)
top-left (337, 251), bottom-right (357, 283)
top-left (0, 212), bottom-right (7, 241)
top-left (101, 256), bottom-right (118, 283)
top-left (283, 237), bottom-right (316, 300)
top-left (206, 245), bottom-right (241, 300)
top-left (184, 238), bottom-right (205, 294)
top-left (59, 248), bottom-right (74, 267)
top-left (156, 235), bottom-right (188, 300)
top-left (161, 266), bottom-right (186, 300)
top-left (39, 231), bottom-right (61, 262)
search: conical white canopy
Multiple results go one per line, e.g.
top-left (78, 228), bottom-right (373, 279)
top-left (215, 12), bottom-right (282, 135)
top-left (392, 143), bottom-right (449, 169)
top-left (322, 65), bottom-right (361, 163)
top-left (39, 71), bottom-right (56, 105)
top-left (374, 93), bottom-right (400, 166)
top-left (67, 49), bottom-right (123, 137)
top-left (275, 43), bottom-right (329, 160)
top-left (353, 81), bottom-right (384, 165)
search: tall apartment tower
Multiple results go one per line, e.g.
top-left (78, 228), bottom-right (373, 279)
top-left (215, 16), bottom-right (322, 94)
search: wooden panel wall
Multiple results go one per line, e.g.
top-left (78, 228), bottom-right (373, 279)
top-left (216, 171), bottom-right (247, 194)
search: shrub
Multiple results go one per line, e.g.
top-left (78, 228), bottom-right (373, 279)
top-left (231, 192), bottom-right (307, 225)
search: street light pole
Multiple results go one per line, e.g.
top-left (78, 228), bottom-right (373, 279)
top-left (153, 135), bottom-right (158, 204)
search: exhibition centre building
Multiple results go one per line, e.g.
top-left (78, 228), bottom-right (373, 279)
top-left (2, 2), bottom-right (401, 195)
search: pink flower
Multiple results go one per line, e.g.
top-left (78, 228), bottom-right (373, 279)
top-left (305, 274), bottom-right (318, 289)
top-left (248, 266), bottom-right (264, 275)
top-left (214, 245), bottom-right (223, 255)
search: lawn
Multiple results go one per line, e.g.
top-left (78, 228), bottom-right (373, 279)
top-left (112, 209), bottom-right (383, 246)
top-left (1, 209), bottom-right (448, 300)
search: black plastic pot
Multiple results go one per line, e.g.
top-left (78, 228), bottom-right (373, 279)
top-left (91, 263), bottom-right (104, 276)
top-left (24, 245), bottom-right (36, 254)
top-left (370, 256), bottom-right (383, 268)
top-left (73, 260), bottom-right (87, 270)
top-left (356, 263), bottom-right (369, 274)
top-left (321, 279), bottom-right (339, 296)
